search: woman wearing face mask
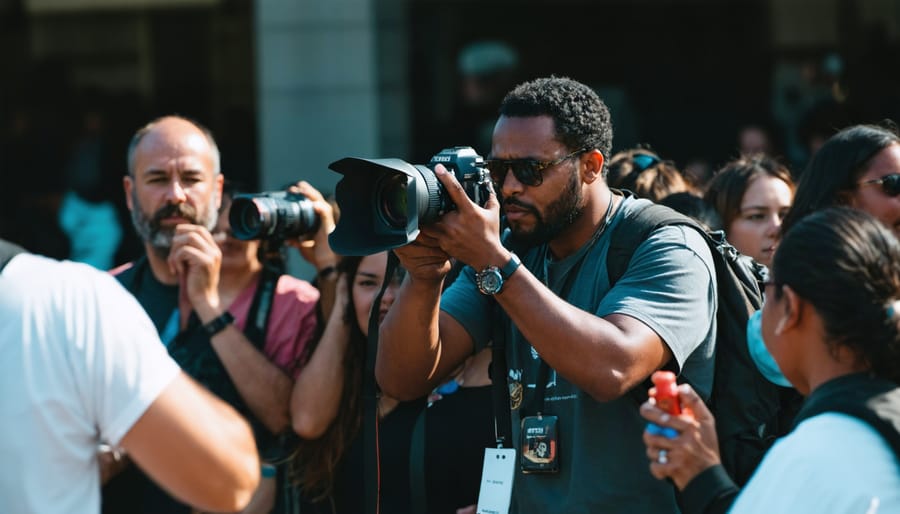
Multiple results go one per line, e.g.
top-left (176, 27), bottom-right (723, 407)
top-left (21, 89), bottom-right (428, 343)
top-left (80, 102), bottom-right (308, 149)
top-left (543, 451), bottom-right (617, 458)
top-left (704, 154), bottom-right (795, 269)
top-left (289, 250), bottom-right (424, 514)
top-left (641, 207), bottom-right (900, 513)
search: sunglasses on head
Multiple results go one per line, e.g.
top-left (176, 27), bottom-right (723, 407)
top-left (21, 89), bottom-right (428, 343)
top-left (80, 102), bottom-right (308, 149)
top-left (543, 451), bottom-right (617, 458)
top-left (483, 148), bottom-right (589, 187)
top-left (858, 174), bottom-right (900, 197)
top-left (631, 153), bottom-right (660, 172)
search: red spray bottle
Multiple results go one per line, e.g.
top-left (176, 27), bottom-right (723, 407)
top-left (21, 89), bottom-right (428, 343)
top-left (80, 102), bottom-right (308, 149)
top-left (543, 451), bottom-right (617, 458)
top-left (646, 370), bottom-right (681, 438)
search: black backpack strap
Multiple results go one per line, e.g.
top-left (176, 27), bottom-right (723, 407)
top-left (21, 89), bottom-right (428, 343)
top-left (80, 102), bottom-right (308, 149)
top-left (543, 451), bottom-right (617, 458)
top-left (0, 240), bottom-right (26, 272)
top-left (606, 194), bottom-right (703, 286)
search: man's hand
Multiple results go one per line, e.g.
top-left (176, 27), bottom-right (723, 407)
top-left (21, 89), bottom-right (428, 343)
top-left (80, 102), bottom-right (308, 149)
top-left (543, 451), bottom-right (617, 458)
top-left (168, 224), bottom-right (222, 322)
top-left (285, 181), bottom-right (339, 272)
top-left (427, 164), bottom-right (506, 270)
top-left (393, 229), bottom-right (454, 283)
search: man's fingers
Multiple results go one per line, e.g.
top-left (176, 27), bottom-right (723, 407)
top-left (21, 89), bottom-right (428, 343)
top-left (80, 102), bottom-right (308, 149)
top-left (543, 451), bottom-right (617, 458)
top-left (483, 179), bottom-right (500, 211)
top-left (168, 245), bottom-right (215, 269)
top-left (434, 164), bottom-right (474, 212)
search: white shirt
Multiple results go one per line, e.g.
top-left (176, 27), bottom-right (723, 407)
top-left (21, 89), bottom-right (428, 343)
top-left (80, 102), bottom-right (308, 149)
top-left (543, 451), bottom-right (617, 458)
top-left (0, 253), bottom-right (180, 514)
top-left (730, 412), bottom-right (900, 514)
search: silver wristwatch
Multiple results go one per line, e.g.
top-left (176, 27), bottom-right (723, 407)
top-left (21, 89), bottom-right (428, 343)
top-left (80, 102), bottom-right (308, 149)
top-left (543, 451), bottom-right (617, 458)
top-left (475, 253), bottom-right (521, 295)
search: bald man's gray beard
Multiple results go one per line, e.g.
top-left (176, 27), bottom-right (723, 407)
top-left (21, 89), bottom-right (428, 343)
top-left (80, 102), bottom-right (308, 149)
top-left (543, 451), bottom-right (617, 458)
top-left (130, 190), bottom-right (218, 256)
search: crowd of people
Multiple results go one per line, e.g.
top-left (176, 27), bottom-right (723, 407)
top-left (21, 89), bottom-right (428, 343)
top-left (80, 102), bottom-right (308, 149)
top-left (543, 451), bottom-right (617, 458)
top-left (2, 74), bottom-right (900, 514)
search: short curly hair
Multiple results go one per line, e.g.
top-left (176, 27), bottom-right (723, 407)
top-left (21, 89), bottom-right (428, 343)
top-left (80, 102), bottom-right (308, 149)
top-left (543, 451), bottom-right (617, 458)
top-left (499, 76), bottom-right (613, 175)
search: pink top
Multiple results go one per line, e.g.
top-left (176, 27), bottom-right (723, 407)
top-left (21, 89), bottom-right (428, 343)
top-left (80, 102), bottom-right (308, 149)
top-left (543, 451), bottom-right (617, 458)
top-left (228, 274), bottom-right (320, 379)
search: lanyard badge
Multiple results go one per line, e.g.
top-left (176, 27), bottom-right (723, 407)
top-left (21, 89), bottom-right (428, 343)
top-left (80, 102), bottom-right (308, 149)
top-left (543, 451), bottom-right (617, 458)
top-left (520, 414), bottom-right (559, 473)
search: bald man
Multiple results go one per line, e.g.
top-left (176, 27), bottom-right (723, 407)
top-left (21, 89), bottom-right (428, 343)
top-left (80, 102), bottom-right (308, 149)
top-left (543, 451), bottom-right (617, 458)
top-left (104, 116), bottom-right (314, 514)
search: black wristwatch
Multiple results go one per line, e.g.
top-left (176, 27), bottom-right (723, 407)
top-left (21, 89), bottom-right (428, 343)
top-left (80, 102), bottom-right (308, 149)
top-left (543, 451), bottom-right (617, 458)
top-left (476, 253), bottom-right (521, 295)
top-left (201, 311), bottom-right (234, 337)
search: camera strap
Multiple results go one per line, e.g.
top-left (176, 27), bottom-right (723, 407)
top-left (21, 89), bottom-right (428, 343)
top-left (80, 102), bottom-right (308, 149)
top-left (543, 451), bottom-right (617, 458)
top-left (363, 250), bottom-right (400, 514)
top-left (244, 261), bottom-right (281, 351)
top-left (0, 239), bottom-right (25, 273)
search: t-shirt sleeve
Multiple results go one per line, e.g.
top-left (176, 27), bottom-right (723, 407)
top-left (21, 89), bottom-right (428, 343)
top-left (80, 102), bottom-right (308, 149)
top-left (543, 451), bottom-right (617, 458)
top-left (76, 267), bottom-right (181, 447)
top-left (439, 265), bottom-right (492, 351)
top-left (598, 225), bottom-right (717, 371)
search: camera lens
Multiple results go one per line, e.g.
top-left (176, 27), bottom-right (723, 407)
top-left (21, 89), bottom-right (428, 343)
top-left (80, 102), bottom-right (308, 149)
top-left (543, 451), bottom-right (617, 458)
top-left (376, 173), bottom-right (408, 228)
top-left (229, 193), bottom-right (319, 240)
top-left (239, 203), bottom-right (263, 232)
top-left (230, 198), bottom-right (267, 239)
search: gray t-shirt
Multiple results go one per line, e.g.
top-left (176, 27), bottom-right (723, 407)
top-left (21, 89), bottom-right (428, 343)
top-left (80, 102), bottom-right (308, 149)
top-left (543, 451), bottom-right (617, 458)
top-left (441, 196), bottom-right (717, 513)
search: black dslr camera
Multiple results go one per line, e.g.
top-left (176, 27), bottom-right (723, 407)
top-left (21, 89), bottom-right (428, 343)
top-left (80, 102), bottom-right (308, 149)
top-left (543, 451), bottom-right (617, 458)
top-left (229, 191), bottom-right (320, 241)
top-left (328, 146), bottom-right (492, 255)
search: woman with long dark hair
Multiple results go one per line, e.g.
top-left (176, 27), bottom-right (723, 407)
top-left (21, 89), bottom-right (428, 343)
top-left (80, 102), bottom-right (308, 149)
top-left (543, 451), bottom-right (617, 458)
top-left (782, 123), bottom-right (900, 235)
top-left (288, 251), bottom-right (423, 514)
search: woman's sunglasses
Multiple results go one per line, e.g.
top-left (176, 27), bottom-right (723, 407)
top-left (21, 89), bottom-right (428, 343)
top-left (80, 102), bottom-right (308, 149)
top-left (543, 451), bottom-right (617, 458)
top-left (858, 174), bottom-right (900, 197)
top-left (483, 148), bottom-right (588, 187)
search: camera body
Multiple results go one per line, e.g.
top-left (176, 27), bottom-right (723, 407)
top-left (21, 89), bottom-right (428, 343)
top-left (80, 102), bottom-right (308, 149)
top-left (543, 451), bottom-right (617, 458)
top-left (328, 146), bottom-right (491, 255)
top-left (424, 146), bottom-right (492, 221)
top-left (229, 191), bottom-right (319, 241)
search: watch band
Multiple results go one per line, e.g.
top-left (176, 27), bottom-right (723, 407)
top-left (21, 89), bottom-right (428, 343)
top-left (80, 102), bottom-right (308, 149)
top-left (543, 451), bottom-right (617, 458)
top-left (475, 252), bottom-right (521, 296)
top-left (501, 252), bottom-right (521, 279)
top-left (201, 311), bottom-right (234, 337)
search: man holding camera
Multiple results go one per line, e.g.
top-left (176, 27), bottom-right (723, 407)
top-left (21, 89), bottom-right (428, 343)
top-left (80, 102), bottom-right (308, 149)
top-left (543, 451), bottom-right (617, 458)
top-left (376, 77), bottom-right (717, 512)
top-left (104, 115), bottom-right (321, 513)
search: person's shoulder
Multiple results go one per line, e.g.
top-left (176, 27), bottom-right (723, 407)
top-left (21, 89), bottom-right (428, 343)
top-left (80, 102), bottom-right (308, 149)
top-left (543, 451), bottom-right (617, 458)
top-left (764, 412), bottom-right (894, 477)
top-left (757, 412), bottom-right (900, 505)
top-left (792, 412), bottom-right (895, 455)
top-left (6, 255), bottom-right (139, 314)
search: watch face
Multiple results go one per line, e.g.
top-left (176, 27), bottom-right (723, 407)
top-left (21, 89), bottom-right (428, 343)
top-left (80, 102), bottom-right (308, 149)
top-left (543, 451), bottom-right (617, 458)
top-left (478, 268), bottom-right (504, 295)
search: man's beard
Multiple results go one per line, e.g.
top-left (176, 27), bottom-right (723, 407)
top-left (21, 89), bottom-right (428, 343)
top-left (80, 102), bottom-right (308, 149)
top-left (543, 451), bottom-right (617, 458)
top-left (504, 171), bottom-right (584, 247)
top-left (130, 191), bottom-right (218, 257)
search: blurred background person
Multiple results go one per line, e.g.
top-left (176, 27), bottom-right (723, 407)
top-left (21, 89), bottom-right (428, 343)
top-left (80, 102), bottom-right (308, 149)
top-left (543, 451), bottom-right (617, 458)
top-left (640, 207), bottom-right (900, 514)
top-left (607, 147), bottom-right (697, 201)
top-left (426, 39), bottom-right (521, 158)
top-left (658, 192), bottom-right (723, 232)
top-left (736, 122), bottom-right (776, 157)
top-left (703, 155), bottom-right (795, 268)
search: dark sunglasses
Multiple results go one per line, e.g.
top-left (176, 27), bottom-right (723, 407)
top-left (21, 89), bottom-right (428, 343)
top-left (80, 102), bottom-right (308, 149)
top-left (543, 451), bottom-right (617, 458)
top-left (483, 148), bottom-right (588, 187)
top-left (858, 174), bottom-right (900, 197)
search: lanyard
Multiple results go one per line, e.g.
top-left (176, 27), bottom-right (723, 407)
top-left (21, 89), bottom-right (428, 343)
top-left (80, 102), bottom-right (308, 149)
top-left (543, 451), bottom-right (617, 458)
top-left (527, 193), bottom-right (620, 416)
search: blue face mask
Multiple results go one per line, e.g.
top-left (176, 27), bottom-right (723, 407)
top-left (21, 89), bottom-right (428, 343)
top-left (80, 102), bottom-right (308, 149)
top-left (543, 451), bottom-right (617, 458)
top-left (747, 309), bottom-right (792, 388)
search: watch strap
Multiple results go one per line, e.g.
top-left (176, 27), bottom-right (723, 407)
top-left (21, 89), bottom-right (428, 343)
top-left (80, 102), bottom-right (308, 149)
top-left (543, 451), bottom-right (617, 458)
top-left (501, 252), bottom-right (521, 279)
top-left (201, 311), bottom-right (234, 337)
